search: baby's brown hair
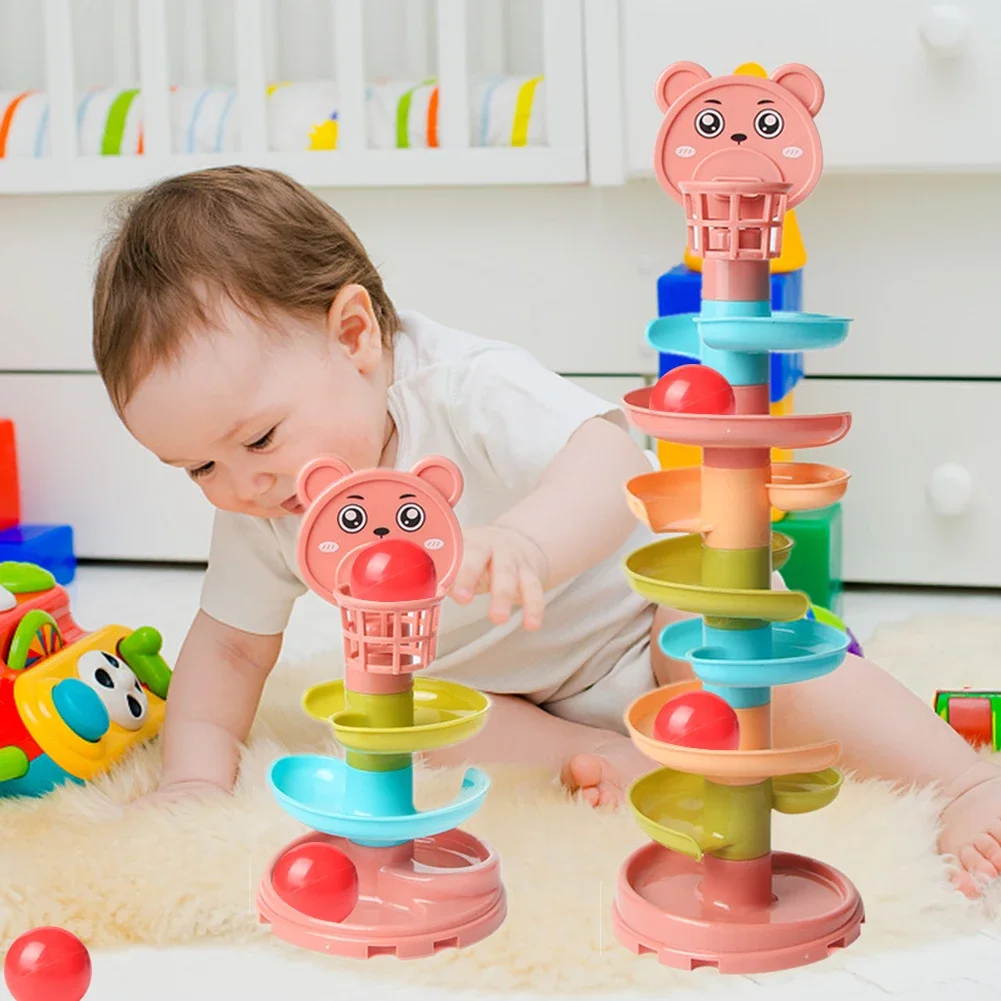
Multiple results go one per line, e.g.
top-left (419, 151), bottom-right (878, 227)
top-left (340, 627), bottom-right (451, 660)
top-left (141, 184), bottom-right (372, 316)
top-left (93, 166), bottom-right (399, 413)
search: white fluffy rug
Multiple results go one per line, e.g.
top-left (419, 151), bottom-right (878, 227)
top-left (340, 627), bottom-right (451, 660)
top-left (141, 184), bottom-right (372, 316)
top-left (2, 613), bottom-right (1000, 994)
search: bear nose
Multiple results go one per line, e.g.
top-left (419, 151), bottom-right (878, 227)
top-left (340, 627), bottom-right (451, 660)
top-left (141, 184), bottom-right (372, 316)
top-left (731, 132), bottom-right (747, 144)
top-left (373, 527), bottom-right (390, 537)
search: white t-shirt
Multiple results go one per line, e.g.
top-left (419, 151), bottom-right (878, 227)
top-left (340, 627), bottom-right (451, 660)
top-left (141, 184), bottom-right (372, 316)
top-left (200, 311), bottom-right (655, 707)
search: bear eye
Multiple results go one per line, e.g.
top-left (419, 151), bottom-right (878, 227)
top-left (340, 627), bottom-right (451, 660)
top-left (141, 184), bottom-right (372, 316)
top-left (337, 504), bottom-right (367, 533)
top-left (396, 503), bottom-right (426, 533)
top-left (695, 108), bottom-right (724, 138)
top-left (754, 108), bottom-right (784, 139)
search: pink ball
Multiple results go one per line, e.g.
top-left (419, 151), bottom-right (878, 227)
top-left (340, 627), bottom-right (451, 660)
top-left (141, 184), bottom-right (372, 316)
top-left (272, 842), bottom-right (360, 923)
top-left (349, 540), bottom-right (438, 602)
top-left (4, 927), bottom-right (92, 1001)
top-left (649, 365), bottom-right (736, 415)
top-left (653, 691), bottom-right (740, 750)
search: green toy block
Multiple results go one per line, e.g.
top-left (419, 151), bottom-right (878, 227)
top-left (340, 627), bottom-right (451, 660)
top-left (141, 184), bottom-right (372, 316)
top-left (778, 503), bottom-right (842, 614)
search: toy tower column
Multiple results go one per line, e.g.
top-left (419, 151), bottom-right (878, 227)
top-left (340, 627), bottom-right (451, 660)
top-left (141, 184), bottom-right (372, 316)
top-left (611, 61), bottom-right (864, 974)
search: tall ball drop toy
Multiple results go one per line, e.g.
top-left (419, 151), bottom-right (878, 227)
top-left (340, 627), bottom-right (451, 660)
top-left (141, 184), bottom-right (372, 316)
top-left (257, 456), bottom-right (506, 958)
top-left (614, 61), bottom-right (864, 973)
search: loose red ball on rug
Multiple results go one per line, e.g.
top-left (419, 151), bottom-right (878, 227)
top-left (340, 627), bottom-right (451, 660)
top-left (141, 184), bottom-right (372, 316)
top-left (649, 365), bottom-right (736, 415)
top-left (653, 691), bottom-right (741, 750)
top-left (272, 842), bottom-right (360, 923)
top-left (349, 540), bottom-right (438, 602)
top-left (3, 927), bottom-right (92, 1001)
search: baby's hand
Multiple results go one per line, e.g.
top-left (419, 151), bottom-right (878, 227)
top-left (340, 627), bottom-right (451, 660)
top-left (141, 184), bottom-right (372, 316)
top-left (450, 525), bottom-right (549, 630)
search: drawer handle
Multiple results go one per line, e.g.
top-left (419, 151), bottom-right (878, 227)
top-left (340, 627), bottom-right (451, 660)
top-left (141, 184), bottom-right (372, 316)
top-left (919, 4), bottom-right (970, 55)
top-left (926, 463), bottom-right (973, 516)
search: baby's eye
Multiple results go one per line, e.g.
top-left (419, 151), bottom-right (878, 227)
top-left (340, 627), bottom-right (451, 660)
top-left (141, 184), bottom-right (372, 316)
top-left (338, 504), bottom-right (367, 533)
top-left (188, 462), bottom-right (214, 480)
top-left (754, 108), bottom-right (784, 139)
top-left (695, 108), bottom-right (725, 138)
top-left (397, 503), bottom-right (426, 532)
top-left (247, 427), bottom-right (276, 451)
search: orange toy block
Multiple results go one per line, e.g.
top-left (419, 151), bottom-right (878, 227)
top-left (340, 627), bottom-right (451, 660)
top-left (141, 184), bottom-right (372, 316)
top-left (0, 420), bottom-right (19, 531)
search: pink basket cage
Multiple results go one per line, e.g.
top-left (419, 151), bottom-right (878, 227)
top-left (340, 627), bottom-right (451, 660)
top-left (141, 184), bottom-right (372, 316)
top-left (336, 589), bottom-right (444, 675)
top-left (679, 179), bottom-right (792, 261)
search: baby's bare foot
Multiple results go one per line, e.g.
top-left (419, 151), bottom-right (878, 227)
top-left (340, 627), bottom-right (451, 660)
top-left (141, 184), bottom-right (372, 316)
top-left (561, 736), bottom-right (655, 809)
top-left (939, 761), bottom-right (1001, 898)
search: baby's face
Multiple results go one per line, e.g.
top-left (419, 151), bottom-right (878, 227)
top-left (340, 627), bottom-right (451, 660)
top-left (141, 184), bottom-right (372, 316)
top-left (123, 297), bottom-right (390, 519)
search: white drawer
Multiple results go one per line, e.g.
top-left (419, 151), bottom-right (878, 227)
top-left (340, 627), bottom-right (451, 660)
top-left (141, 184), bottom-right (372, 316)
top-left (621, 0), bottom-right (1001, 174)
top-left (796, 378), bottom-right (1001, 586)
top-left (0, 374), bottom-right (212, 561)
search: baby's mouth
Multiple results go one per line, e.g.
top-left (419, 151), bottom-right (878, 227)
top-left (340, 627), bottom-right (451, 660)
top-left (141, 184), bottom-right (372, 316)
top-left (280, 495), bottom-right (305, 515)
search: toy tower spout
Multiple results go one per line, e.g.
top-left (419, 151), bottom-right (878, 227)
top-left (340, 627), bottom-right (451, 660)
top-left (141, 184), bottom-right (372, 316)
top-left (613, 62), bottom-right (863, 974)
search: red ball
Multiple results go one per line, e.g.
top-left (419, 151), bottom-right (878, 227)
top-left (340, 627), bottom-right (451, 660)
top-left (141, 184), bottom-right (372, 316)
top-left (348, 539), bottom-right (438, 602)
top-left (648, 365), bottom-right (736, 415)
top-left (272, 842), bottom-right (359, 923)
top-left (652, 691), bottom-right (740, 750)
top-left (4, 927), bottom-right (91, 1001)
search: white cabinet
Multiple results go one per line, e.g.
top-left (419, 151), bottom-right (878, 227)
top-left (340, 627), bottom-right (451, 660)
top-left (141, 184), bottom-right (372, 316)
top-left (619, 0), bottom-right (1001, 175)
top-left (0, 374), bottom-right (212, 562)
top-left (796, 377), bottom-right (1001, 586)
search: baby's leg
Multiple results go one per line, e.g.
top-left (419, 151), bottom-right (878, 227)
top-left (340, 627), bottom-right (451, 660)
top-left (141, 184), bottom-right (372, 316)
top-left (423, 693), bottom-right (655, 807)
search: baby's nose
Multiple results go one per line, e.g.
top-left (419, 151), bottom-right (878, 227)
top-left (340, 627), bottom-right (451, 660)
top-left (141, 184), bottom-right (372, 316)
top-left (373, 527), bottom-right (390, 537)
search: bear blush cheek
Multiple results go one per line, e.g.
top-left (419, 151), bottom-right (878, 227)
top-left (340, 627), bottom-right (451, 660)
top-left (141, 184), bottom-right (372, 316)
top-left (782, 146), bottom-right (804, 159)
top-left (675, 145), bottom-right (696, 158)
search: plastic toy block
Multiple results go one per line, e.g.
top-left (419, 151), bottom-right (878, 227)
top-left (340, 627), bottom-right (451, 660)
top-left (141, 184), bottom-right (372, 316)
top-left (0, 420), bottom-right (19, 531)
top-left (934, 690), bottom-right (1001, 750)
top-left (0, 525), bottom-right (75, 584)
top-left (656, 265), bottom-right (804, 404)
top-left (776, 504), bottom-right (842, 613)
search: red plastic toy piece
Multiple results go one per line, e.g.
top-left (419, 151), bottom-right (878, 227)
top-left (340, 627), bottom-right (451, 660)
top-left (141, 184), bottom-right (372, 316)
top-left (0, 420), bottom-right (20, 532)
top-left (653, 691), bottom-right (741, 750)
top-left (349, 540), bottom-right (438, 603)
top-left (272, 842), bottom-right (360, 923)
top-left (648, 365), bottom-right (736, 416)
top-left (947, 697), bottom-right (994, 748)
top-left (3, 926), bottom-right (92, 1001)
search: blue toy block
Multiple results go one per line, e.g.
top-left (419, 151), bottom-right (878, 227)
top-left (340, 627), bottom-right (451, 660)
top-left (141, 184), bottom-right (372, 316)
top-left (655, 264), bottom-right (805, 403)
top-left (0, 524), bottom-right (76, 584)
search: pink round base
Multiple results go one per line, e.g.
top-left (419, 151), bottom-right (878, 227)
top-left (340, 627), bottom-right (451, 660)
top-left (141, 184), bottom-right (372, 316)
top-left (613, 844), bottom-right (863, 974)
top-left (258, 829), bottom-right (506, 960)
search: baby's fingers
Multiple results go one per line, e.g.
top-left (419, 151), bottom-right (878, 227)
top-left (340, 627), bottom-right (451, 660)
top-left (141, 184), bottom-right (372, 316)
top-left (519, 568), bottom-right (545, 631)
top-left (451, 542), bottom-right (491, 603)
top-left (487, 556), bottom-right (519, 625)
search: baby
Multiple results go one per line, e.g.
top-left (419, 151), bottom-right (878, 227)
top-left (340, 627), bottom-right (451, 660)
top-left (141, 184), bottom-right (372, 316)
top-left (94, 166), bottom-right (1001, 896)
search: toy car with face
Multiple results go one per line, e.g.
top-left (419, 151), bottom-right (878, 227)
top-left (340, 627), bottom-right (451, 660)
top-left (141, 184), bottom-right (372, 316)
top-left (0, 561), bottom-right (172, 797)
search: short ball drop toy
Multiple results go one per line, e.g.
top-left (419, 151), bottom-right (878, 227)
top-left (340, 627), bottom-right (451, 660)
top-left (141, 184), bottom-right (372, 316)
top-left (349, 539), bottom-right (438, 602)
top-left (653, 691), bottom-right (740, 750)
top-left (648, 365), bottom-right (736, 415)
top-left (3, 927), bottom-right (92, 1001)
top-left (272, 842), bottom-right (360, 924)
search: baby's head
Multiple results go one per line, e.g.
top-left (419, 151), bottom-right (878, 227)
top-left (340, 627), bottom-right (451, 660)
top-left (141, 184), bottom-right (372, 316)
top-left (93, 166), bottom-right (398, 519)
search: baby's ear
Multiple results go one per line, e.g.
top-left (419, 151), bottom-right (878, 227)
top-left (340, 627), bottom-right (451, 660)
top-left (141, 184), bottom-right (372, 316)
top-left (771, 63), bottom-right (824, 117)
top-left (297, 456), bottom-right (354, 505)
top-left (411, 456), bottom-right (463, 507)
top-left (655, 61), bottom-right (711, 113)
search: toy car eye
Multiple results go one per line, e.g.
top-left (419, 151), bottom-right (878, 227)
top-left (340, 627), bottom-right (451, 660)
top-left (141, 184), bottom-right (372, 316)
top-left (754, 108), bottom-right (784, 138)
top-left (338, 504), bottom-right (367, 533)
top-left (695, 108), bottom-right (725, 138)
top-left (76, 649), bottom-right (149, 731)
top-left (396, 503), bottom-right (426, 532)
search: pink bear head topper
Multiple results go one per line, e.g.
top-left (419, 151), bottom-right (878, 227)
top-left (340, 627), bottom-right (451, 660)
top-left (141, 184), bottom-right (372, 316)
top-left (652, 62), bottom-right (825, 209)
top-left (295, 455), bottom-right (464, 605)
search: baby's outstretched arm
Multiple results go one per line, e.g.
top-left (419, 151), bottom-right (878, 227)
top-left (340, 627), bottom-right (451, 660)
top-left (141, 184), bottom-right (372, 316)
top-left (451, 415), bottom-right (650, 627)
top-left (158, 610), bottom-right (282, 795)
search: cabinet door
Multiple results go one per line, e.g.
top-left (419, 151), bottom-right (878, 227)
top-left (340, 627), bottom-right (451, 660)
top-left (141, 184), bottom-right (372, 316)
top-left (797, 378), bottom-right (1001, 586)
top-left (621, 0), bottom-right (1001, 174)
top-left (0, 374), bottom-right (212, 561)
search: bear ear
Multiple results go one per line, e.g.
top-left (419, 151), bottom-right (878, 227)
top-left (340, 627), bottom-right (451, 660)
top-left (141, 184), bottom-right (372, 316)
top-left (771, 63), bottom-right (824, 117)
top-left (655, 61), bottom-right (711, 113)
top-left (411, 456), bottom-right (463, 507)
top-left (297, 456), bottom-right (354, 505)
